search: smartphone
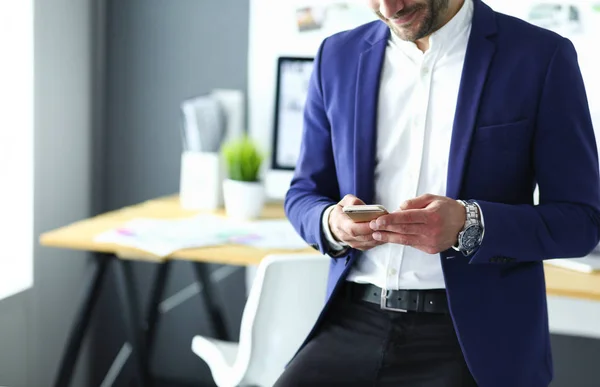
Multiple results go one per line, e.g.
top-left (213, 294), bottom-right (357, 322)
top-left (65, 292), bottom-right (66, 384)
top-left (342, 204), bottom-right (388, 222)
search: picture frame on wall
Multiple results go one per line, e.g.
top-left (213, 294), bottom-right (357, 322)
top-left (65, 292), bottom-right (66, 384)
top-left (271, 56), bottom-right (314, 171)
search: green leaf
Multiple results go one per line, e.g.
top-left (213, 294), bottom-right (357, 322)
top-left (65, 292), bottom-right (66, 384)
top-left (221, 135), bottom-right (264, 182)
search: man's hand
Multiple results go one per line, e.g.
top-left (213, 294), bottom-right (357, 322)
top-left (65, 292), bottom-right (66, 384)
top-left (369, 194), bottom-right (466, 254)
top-left (329, 194), bottom-right (384, 251)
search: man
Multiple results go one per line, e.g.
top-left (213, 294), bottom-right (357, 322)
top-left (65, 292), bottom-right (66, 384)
top-left (277, 0), bottom-right (600, 386)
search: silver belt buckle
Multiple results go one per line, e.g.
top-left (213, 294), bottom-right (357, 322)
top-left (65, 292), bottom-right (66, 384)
top-left (380, 288), bottom-right (407, 312)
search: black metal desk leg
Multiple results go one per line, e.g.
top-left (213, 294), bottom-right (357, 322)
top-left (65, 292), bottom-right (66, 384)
top-left (145, 260), bottom-right (171, 354)
top-left (114, 260), bottom-right (152, 387)
top-left (53, 255), bottom-right (111, 387)
top-left (193, 263), bottom-right (230, 341)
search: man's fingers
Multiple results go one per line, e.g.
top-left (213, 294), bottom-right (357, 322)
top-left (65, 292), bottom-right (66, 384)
top-left (371, 232), bottom-right (442, 254)
top-left (400, 194), bottom-right (438, 210)
top-left (332, 219), bottom-right (375, 245)
top-left (343, 221), bottom-right (376, 241)
top-left (339, 194), bottom-right (366, 206)
top-left (370, 222), bottom-right (428, 235)
top-left (345, 233), bottom-right (373, 243)
top-left (372, 231), bottom-right (425, 246)
top-left (347, 221), bottom-right (373, 235)
top-left (374, 209), bottom-right (428, 226)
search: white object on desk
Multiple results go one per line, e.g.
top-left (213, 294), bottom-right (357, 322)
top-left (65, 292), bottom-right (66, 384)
top-left (180, 151), bottom-right (224, 211)
top-left (191, 254), bottom-right (330, 387)
top-left (545, 255), bottom-right (600, 273)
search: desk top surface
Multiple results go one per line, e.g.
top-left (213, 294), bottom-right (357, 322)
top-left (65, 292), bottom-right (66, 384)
top-left (39, 195), bottom-right (600, 301)
top-left (544, 265), bottom-right (600, 301)
top-left (39, 195), bottom-right (315, 266)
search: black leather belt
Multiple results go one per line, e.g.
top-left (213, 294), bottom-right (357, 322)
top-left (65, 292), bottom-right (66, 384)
top-left (343, 282), bottom-right (449, 314)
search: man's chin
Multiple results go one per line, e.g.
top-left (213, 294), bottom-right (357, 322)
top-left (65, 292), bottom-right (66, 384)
top-left (390, 26), bottom-right (419, 42)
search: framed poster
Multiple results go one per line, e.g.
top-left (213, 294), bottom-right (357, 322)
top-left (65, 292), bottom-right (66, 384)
top-left (271, 57), bottom-right (315, 170)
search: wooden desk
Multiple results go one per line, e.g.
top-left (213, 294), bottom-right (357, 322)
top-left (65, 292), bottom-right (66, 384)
top-left (39, 195), bottom-right (313, 387)
top-left (40, 195), bottom-right (600, 386)
top-left (544, 264), bottom-right (600, 302)
top-left (40, 195), bottom-right (314, 265)
top-left (41, 194), bottom-right (600, 301)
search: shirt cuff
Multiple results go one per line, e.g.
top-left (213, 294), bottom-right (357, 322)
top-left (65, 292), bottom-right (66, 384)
top-left (322, 204), bottom-right (348, 251)
top-left (473, 200), bottom-right (485, 242)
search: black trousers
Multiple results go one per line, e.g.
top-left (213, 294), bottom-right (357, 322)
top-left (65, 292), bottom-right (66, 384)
top-left (274, 286), bottom-right (478, 387)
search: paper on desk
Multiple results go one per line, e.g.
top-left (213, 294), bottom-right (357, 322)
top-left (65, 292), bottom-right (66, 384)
top-left (95, 215), bottom-right (249, 257)
top-left (94, 216), bottom-right (308, 257)
top-left (231, 220), bottom-right (308, 249)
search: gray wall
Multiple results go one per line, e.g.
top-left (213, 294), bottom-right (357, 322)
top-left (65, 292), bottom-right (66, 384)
top-left (95, 0), bottom-right (250, 385)
top-left (0, 0), bottom-right (98, 386)
top-left (0, 293), bottom-right (31, 386)
top-left (31, 0), bottom-right (98, 384)
top-left (552, 334), bottom-right (600, 387)
top-left (104, 0), bottom-right (250, 209)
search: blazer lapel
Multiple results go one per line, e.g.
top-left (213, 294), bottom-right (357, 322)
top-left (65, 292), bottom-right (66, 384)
top-left (354, 24), bottom-right (389, 204)
top-left (446, 0), bottom-right (497, 199)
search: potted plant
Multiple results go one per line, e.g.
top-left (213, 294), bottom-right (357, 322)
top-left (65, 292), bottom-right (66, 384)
top-left (221, 135), bottom-right (265, 220)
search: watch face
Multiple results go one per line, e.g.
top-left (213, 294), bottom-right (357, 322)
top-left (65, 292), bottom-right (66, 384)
top-left (461, 225), bottom-right (482, 250)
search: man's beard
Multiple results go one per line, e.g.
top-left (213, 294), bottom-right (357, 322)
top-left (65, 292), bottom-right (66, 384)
top-left (380, 0), bottom-right (450, 42)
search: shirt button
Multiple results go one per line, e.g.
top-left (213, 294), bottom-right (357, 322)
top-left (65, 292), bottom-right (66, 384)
top-left (421, 67), bottom-right (429, 77)
top-left (388, 268), bottom-right (398, 276)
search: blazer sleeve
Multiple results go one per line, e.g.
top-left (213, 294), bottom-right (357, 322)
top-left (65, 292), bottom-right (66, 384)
top-left (470, 37), bottom-right (600, 264)
top-left (284, 39), bottom-right (349, 258)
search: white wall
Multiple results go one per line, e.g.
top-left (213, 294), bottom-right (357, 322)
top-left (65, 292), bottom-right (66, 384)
top-left (0, 0), bottom-right (34, 300)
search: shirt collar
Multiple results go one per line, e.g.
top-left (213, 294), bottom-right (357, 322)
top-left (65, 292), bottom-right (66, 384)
top-left (389, 0), bottom-right (473, 55)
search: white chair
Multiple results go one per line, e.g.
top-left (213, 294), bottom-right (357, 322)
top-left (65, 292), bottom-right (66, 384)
top-left (191, 254), bottom-right (330, 387)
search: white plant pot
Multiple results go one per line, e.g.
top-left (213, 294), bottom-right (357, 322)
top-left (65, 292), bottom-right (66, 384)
top-left (222, 179), bottom-right (265, 220)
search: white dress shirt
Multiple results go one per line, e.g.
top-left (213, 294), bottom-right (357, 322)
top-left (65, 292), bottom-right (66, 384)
top-left (322, 0), bottom-right (474, 290)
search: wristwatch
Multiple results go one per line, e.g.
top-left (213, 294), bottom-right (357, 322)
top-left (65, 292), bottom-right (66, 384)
top-left (453, 200), bottom-right (484, 255)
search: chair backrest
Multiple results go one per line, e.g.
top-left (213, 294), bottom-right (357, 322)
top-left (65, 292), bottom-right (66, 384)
top-left (233, 254), bottom-right (330, 386)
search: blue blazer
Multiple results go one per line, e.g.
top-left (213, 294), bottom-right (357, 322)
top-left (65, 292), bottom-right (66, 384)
top-left (285, 0), bottom-right (600, 386)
